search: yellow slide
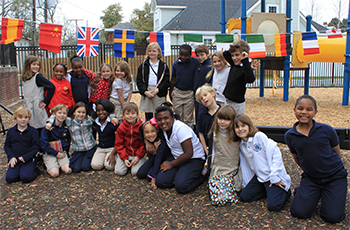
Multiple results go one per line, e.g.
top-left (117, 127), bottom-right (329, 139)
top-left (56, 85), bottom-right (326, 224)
top-left (296, 37), bottom-right (346, 63)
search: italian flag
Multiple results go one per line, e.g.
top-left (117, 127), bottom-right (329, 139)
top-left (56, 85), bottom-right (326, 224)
top-left (246, 34), bottom-right (266, 59)
top-left (216, 34), bottom-right (234, 51)
top-left (184, 34), bottom-right (203, 57)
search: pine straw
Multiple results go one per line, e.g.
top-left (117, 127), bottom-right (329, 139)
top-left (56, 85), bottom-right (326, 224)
top-left (0, 88), bottom-right (349, 229)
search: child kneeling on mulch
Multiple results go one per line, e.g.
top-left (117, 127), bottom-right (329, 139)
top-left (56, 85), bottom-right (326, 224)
top-left (206, 105), bottom-right (242, 206)
top-left (235, 114), bottom-right (291, 212)
top-left (4, 106), bottom-right (41, 183)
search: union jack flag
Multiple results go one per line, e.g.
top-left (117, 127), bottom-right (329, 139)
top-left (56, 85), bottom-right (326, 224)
top-left (77, 27), bottom-right (99, 57)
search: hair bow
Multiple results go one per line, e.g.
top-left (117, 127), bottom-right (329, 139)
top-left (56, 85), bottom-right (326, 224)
top-left (150, 118), bottom-right (158, 128)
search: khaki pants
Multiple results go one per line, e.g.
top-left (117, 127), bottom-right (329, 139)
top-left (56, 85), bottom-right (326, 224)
top-left (226, 99), bottom-right (246, 115)
top-left (110, 97), bottom-right (125, 121)
top-left (172, 87), bottom-right (194, 129)
top-left (43, 152), bottom-right (69, 170)
top-left (114, 154), bottom-right (146, 176)
top-left (90, 147), bottom-right (115, 171)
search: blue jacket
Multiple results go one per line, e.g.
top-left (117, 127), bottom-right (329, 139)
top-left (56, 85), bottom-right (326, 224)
top-left (193, 58), bottom-right (211, 92)
top-left (70, 72), bottom-right (90, 104)
top-left (4, 125), bottom-right (40, 163)
top-left (41, 120), bottom-right (70, 156)
top-left (172, 57), bottom-right (199, 91)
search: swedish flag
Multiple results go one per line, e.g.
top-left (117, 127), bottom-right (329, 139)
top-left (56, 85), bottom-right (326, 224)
top-left (114, 30), bottom-right (135, 58)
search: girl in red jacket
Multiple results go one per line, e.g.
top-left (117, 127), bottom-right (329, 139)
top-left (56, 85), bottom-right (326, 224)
top-left (47, 63), bottom-right (75, 113)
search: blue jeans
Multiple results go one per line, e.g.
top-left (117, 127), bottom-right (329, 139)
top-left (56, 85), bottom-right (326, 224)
top-left (239, 175), bottom-right (291, 211)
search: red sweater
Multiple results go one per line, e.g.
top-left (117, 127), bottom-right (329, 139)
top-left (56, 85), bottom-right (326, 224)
top-left (114, 118), bottom-right (145, 161)
top-left (47, 77), bottom-right (75, 110)
top-left (84, 69), bottom-right (111, 103)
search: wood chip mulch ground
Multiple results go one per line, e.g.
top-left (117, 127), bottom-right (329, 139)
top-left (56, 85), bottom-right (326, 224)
top-left (0, 88), bottom-right (349, 229)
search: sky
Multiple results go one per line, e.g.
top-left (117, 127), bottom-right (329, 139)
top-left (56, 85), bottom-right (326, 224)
top-left (55, 0), bottom-right (151, 28)
top-left (53, 0), bottom-right (347, 29)
top-left (299, 0), bottom-right (349, 24)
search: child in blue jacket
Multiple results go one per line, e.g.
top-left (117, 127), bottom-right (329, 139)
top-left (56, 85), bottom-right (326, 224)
top-left (41, 104), bottom-right (72, 177)
top-left (4, 107), bottom-right (40, 183)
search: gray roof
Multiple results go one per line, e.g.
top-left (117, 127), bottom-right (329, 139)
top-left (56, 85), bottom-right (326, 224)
top-left (110, 22), bottom-right (135, 30)
top-left (156, 0), bottom-right (259, 31)
top-left (311, 21), bottom-right (328, 33)
top-left (299, 12), bottom-right (328, 33)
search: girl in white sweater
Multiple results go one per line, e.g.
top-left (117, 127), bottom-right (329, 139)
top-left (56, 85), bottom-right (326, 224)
top-left (206, 51), bottom-right (230, 106)
top-left (234, 114), bottom-right (291, 212)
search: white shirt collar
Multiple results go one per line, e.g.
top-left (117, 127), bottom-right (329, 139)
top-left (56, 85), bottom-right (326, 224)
top-left (95, 116), bottom-right (111, 132)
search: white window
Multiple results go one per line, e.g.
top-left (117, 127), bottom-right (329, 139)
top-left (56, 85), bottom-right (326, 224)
top-left (269, 6), bottom-right (277, 13)
top-left (154, 10), bottom-right (160, 29)
top-left (204, 38), bottom-right (212, 46)
top-left (268, 5), bottom-right (278, 13)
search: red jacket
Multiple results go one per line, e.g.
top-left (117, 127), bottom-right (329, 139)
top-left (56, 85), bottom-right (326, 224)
top-left (115, 118), bottom-right (145, 161)
top-left (47, 77), bottom-right (75, 111)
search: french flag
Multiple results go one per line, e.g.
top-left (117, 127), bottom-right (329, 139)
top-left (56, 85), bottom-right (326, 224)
top-left (326, 29), bottom-right (343, 38)
top-left (301, 32), bottom-right (320, 55)
top-left (150, 32), bottom-right (171, 56)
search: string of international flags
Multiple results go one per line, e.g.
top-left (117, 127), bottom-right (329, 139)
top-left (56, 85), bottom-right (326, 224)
top-left (0, 18), bottom-right (344, 59)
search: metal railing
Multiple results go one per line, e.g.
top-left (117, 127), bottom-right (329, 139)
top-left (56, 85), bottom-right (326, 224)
top-left (0, 43), bottom-right (346, 98)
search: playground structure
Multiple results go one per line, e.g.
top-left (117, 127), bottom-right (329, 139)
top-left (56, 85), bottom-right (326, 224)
top-left (220, 0), bottom-right (350, 149)
top-left (225, 0), bottom-right (350, 105)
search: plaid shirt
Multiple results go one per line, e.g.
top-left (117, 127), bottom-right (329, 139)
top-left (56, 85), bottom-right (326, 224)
top-left (47, 116), bottom-right (96, 152)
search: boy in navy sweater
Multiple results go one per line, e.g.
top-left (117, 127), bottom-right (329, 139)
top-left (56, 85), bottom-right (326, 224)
top-left (193, 44), bottom-right (211, 126)
top-left (4, 107), bottom-right (40, 183)
top-left (169, 44), bottom-right (199, 129)
top-left (41, 104), bottom-right (72, 177)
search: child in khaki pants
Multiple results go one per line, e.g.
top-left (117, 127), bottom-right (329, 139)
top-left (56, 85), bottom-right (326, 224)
top-left (169, 44), bottom-right (199, 129)
top-left (90, 99), bottom-right (119, 171)
top-left (108, 102), bottom-right (146, 176)
top-left (41, 104), bottom-right (72, 177)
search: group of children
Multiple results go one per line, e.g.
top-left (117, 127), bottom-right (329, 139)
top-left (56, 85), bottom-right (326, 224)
top-left (3, 40), bottom-right (347, 223)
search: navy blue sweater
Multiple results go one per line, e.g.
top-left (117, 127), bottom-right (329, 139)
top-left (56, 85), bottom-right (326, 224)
top-left (172, 57), bottom-right (199, 91)
top-left (70, 72), bottom-right (90, 104)
top-left (193, 58), bottom-right (211, 92)
top-left (40, 120), bottom-right (70, 156)
top-left (4, 125), bottom-right (40, 163)
top-left (93, 121), bottom-right (119, 148)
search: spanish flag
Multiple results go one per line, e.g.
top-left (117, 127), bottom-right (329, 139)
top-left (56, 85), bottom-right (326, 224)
top-left (274, 34), bottom-right (292, 57)
top-left (0, 18), bottom-right (24, 44)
